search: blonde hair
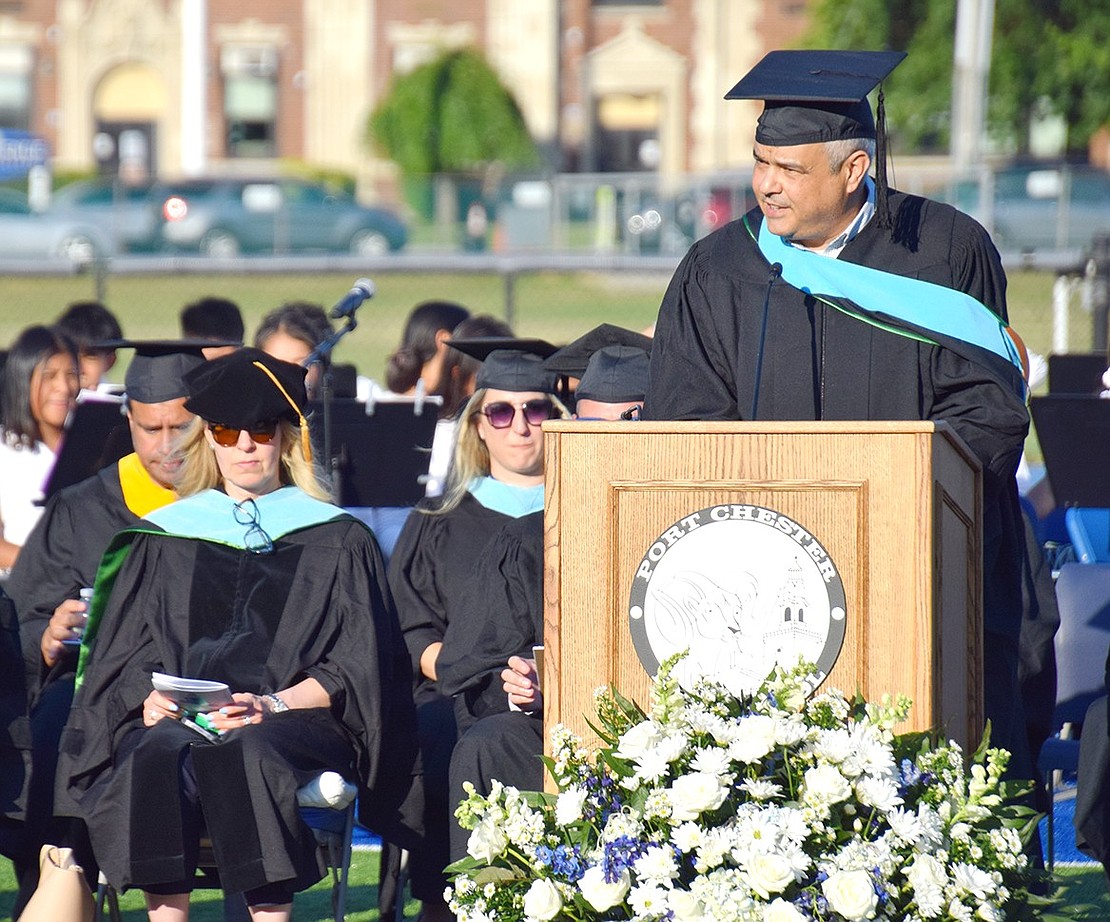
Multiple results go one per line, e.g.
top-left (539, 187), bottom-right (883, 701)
top-left (175, 418), bottom-right (331, 501)
top-left (433, 386), bottom-right (569, 514)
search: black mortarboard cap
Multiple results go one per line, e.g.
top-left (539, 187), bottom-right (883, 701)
top-left (725, 49), bottom-right (905, 145)
top-left (446, 336), bottom-right (559, 363)
top-left (183, 347), bottom-right (308, 428)
top-left (544, 324), bottom-right (653, 378)
top-left (475, 350), bottom-right (558, 394)
top-left (116, 339), bottom-right (211, 404)
top-left (575, 345), bottom-right (650, 403)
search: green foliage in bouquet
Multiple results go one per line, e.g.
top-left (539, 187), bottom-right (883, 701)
top-left (448, 655), bottom-right (1068, 922)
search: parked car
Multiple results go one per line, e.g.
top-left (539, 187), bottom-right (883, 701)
top-left (949, 163), bottom-right (1110, 252)
top-left (0, 187), bottom-right (113, 263)
top-left (157, 177), bottom-right (409, 257)
top-left (48, 178), bottom-right (162, 252)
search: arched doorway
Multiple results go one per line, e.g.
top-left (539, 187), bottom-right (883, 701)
top-left (93, 62), bottom-right (167, 181)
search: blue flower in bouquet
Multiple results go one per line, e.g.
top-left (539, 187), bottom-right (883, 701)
top-left (446, 654), bottom-right (1057, 922)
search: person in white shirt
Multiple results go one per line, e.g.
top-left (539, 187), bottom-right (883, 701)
top-left (0, 325), bottom-right (80, 570)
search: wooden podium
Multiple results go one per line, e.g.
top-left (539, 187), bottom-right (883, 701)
top-left (543, 421), bottom-right (983, 751)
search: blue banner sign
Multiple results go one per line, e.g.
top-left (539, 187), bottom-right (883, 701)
top-left (0, 129), bottom-right (49, 179)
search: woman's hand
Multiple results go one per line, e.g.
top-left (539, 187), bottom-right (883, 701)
top-left (143, 690), bottom-right (181, 726)
top-left (502, 656), bottom-right (542, 711)
top-left (203, 692), bottom-right (269, 732)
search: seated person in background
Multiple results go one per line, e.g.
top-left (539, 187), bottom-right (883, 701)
top-left (383, 300), bottom-right (471, 400)
top-left (254, 301), bottom-right (332, 401)
top-left (543, 322), bottom-right (653, 421)
top-left (438, 336), bottom-right (651, 862)
top-left (388, 346), bottom-right (566, 918)
top-left (54, 300), bottom-right (124, 393)
top-left (424, 314), bottom-right (513, 497)
top-left (0, 326), bottom-right (80, 571)
top-left (5, 341), bottom-right (205, 916)
top-left (180, 296), bottom-right (244, 360)
top-left (56, 348), bottom-right (417, 922)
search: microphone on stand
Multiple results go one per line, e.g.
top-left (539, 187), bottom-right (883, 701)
top-left (329, 278), bottom-right (376, 320)
top-left (749, 262), bottom-right (782, 421)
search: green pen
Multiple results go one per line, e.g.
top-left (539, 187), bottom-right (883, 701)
top-left (192, 712), bottom-right (220, 733)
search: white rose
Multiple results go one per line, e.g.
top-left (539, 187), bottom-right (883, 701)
top-left (615, 720), bottom-right (660, 760)
top-left (821, 869), bottom-right (878, 921)
top-left (802, 763), bottom-right (852, 807)
top-left (669, 888), bottom-right (706, 922)
top-left (746, 852), bottom-right (796, 899)
top-left (729, 715), bottom-right (778, 763)
top-left (578, 865), bottom-right (631, 912)
top-left (764, 897), bottom-right (807, 922)
top-left (523, 878), bottom-right (563, 921)
top-left (555, 785), bottom-right (588, 826)
top-left (466, 815), bottom-right (507, 863)
top-left (669, 772), bottom-right (729, 822)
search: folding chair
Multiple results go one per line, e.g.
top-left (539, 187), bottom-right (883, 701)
top-left (96, 771), bottom-right (357, 921)
top-left (1065, 507), bottom-right (1110, 564)
top-left (1036, 562), bottom-right (1110, 870)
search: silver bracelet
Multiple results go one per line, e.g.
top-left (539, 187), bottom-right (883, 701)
top-left (263, 693), bottom-right (290, 713)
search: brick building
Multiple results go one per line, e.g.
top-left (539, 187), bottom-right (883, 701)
top-left (0, 0), bottom-right (807, 188)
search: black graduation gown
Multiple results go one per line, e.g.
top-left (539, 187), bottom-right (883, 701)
top-left (437, 512), bottom-right (546, 862)
top-left (644, 195), bottom-right (1032, 776)
top-left (56, 492), bottom-right (417, 893)
top-left (0, 587), bottom-right (30, 856)
top-left (8, 463), bottom-right (139, 706)
top-left (1, 464), bottom-right (135, 904)
top-left (437, 511), bottom-right (545, 726)
top-left (385, 492), bottom-right (516, 900)
top-left (389, 492), bottom-right (516, 688)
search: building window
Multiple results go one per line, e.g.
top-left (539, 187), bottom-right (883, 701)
top-left (221, 45), bottom-right (278, 158)
top-left (0, 45), bottom-right (33, 130)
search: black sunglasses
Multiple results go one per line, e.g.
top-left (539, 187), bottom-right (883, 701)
top-left (479, 399), bottom-right (556, 429)
top-left (210, 420), bottom-right (279, 446)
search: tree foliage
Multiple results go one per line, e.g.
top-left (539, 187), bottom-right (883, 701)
top-left (366, 48), bottom-right (539, 176)
top-left (801, 0), bottom-right (1110, 157)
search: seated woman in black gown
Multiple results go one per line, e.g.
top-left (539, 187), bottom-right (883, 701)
top-left (56, 348), bottom-right (415, 922)
top-left (387, 347), bottom-right (567, 920)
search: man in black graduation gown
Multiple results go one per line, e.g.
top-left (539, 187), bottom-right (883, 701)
top-left (5, 341), bottom-right (204, 914)
top-left (643, 51), bottom-right (1032, 778)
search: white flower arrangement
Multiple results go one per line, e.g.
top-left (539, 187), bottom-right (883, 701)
top-left (447, 654), bottom-right (1062, 922)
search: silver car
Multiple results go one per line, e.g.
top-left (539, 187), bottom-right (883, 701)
top-left (0, 187), bottom-right (113, 263)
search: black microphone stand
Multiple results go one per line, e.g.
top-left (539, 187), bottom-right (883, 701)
top-left (305, 313), bottom-right (358, 504)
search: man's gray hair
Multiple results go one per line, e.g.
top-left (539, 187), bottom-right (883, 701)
top-left (825, 138), bottom-right (875, 171)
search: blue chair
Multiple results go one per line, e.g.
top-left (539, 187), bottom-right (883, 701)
top-left (1037, 562), bottom-right (1110, 870)
top-left (1065, 507), bottom-right (1110, 564)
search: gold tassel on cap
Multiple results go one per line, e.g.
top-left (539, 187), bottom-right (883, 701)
top-left (251, 361), bottom-right (313, 463)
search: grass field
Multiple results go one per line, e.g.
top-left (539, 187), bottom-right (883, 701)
top-left (0, 265), bottom-right (1089, 391)
top-left (0, 268), bottom-right (670, 388)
